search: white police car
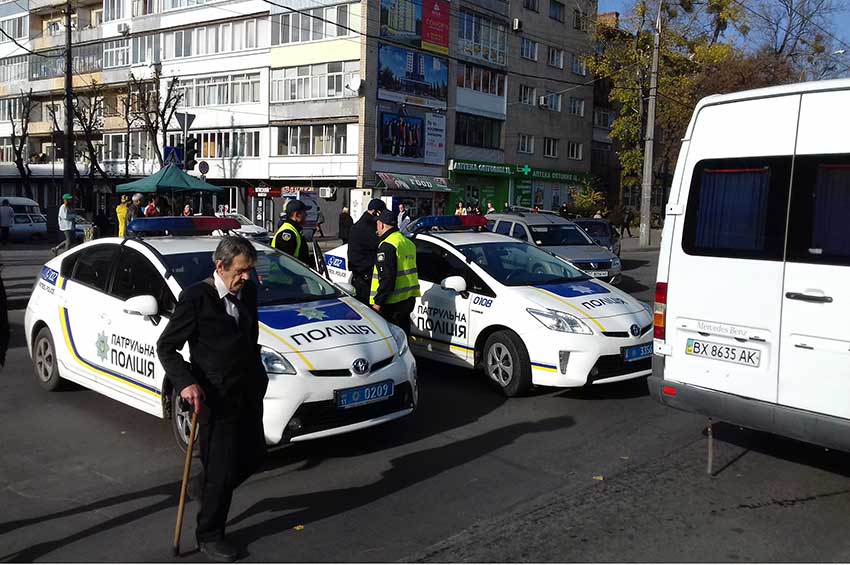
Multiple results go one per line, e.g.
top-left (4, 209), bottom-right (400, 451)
top-left (324, 216), bottom-right (652, 396)
top-left (26, 217), bottom-right (417, 451)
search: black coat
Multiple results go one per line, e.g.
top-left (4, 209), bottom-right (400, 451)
top-left (156, 278), bottom-right (267, 407)
top-left (347, 212), bottom-right (379, 276)
top-left (338, 213), bottom-right (353, 240)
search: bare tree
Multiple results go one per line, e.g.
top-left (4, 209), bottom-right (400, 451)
top-left (8, 89), bottom-right (39, 200)
top-left (72, 81), bottom-right (110, 182)
top-left (129, 68), bottom-right (183, 166)
top-left (120, 80), bottom-right (143, 177)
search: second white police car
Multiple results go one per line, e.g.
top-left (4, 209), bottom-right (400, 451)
top-left (324, 216), bottom-right (653, 396)
top-left (26, 217), bottom-right (417, 451)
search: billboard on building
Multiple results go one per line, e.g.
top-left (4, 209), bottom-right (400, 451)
top-left (377, 43), bottom-right (448, 110)
top-left (377, 102), bottom-right (445, 165)
top-left (379, 0), bottom-right (450, 55)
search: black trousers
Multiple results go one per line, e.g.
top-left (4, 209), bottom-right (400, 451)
top-left (196, 392), bottom-right (266, 543)
top-left (352, 271), bottom-right (371, 305)
top-left (378, 297), bottom-right (415, 337)
top-left (0, 227), bottom-right (8, 244)
top-left (621, 223), bottom-right (632, 237)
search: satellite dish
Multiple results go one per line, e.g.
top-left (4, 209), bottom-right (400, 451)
top-left (346, 75), bottom-right (362, 93)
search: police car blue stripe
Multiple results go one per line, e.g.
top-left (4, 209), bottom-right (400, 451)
top-left (257, 299), bottom-right (361, 330)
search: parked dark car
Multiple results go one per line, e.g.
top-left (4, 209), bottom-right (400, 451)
top-left (573, 218), bottom-right (621, 257)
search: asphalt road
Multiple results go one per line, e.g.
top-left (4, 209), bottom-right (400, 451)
top-left (2, 245), bottom-right (850, 562)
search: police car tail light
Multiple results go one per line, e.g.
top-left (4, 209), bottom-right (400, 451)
top-left (260, 346), bottom-right (296, 375)
top-left (654, 282), bottom-right (668, 340)
top-left (527, 308), bottom-right (593, 335)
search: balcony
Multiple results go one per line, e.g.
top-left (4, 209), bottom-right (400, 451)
top-left (32, 26), bottom-right (103, 50)
top-left (29, 0), bottom-right (66, 13)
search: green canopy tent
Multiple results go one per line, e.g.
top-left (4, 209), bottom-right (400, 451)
top-left (116, 163), bottom-right (224, 194)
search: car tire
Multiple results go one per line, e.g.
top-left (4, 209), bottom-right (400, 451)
top-left (33, 327), bottom-right (62, 391)
top-left (483, 330), bottom-right (532, 397)
top-left (171, 387), bottom-right (200, 456)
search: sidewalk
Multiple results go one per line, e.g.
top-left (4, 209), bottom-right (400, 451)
top-left (619, 229), bottom-right (663, 252)
top-left (1, 243), bottom-right (55, 310)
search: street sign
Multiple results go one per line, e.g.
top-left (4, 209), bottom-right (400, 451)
top-left (175, 112), bottom-right (195, 133)
top-left (198, 160), bottom-right (209, 174)
top-left (164, 146), bottom-right (183, 167)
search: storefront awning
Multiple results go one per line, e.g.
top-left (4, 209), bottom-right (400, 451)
top-left (376, 172), bottom-right (452, 192)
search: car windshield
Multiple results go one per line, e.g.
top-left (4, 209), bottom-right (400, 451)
top-left (458, 241), bottom-right (588, 287)
top-left (576, 222), bottom-right (610, 238)
top-left (529, 224), bottom-right (594, 246)
top-left (163, 249), bottom-right (339, 306)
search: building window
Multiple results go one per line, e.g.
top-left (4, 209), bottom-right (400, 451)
top-left (573, 9), bottom-right (587, 31)
top-left (518, 84), bottom-right (536, 105)
top-left (163, 19), bottom-right (258, 59)
top-left (270, 61), bottom-right (359, 103)
top-left (103, 39), bottom-right (130, 68)
top-left (0, 55), bottom-right (28, 82)
top-left (91, 9), bottom-right (103, 26)
top-left (517, 133), bottom-right (534, 154)
top-left (0, 15), bottom-right (28, 42)
top-left (523, 0), bottom-right (538, 11)
top-left (572, 54), bottom-right (587, 76)
top-left (456, 62), bottom-right (506, 97)
top-left (544, 137), bottom-right (558, 158)
top-left (103, 0), bottom-right (124, 21)
top-left (549, 0), bottom-right (565, 21)
top-left (569, 97), bottom-right (585, 116)
top-left (102, 133), bottom-right (126, 161)
top-left (128, 131), bottom-right (154, 160)
top-left (521, 38), bottom-right (538, 61)
top-left (543, 93), bottom-right (562, 111)
top-left (169, 130), bottom-right (260, 158)
top-left (272, 4), bottom-right (356, 45)
top-left (593, 109), bottom-right (614, 128)
top-left (0, 137), bottom-right (14, 162)
top-left (231, 73), bottom-right (261, 104)
top-left (275, 124), bottom-right (349, 156)
top-left (455, 112), bottom-right (502, 149)
top-left (131, 0), bottom-right (157, 16)
top-left (0, 98), bottom-right (23, 122)
top-left (131, 34), bottom-right (160, 65)
top-left (548, 46), bottom-right (564, 68)
top-left (458, 9), bottom-right (507, 66)
top-left (567, 141), bottom-right (582, 160)
top-left (176, 73), bottom-right (260, 108)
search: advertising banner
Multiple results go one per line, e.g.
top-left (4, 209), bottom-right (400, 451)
top-left (377, 102), bottom-right (445, 166)
top-left (380, 0), bottom-right (450, 55)
top-left (378, 43), bottom-right (448, 110)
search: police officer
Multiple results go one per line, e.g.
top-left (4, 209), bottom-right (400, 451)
top-left (272, 199), bottom-right (310, 263)
top-left (347, 198), bottom-right (387, 304)
top-left (370, 209), bottom-right (420, 336)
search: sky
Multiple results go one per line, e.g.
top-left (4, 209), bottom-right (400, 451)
top-left (597, 0), bottom-right (850, 56)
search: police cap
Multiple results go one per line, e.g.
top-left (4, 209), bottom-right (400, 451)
top-left (367, 198), bottom-right (387, 211)
top-left (377, 209), bottom-right (397, 226)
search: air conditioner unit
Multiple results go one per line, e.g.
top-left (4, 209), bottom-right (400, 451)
top-left (538, 95), bottom-right (549, 109)
top-left (512, 18), bottom-right (523, 32)
top-left (318, 186), bottom-right (336, 199)
top-left (117, 23), bottom-right (130, 35)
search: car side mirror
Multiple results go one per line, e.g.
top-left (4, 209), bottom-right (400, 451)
top-left (440, 275), bottom-right (467, 294)
top-left (123, 295), bottom-right (158, 317)
top-left (338, 282), bottom-right (356, 296)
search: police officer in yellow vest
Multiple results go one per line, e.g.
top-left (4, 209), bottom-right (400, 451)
top-left (370, 209), bottom-right (420, 336)
top-left (272, 199), bottom-right (310, 263)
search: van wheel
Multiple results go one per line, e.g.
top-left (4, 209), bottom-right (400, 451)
top-left (171, 388), bottom-right (199, 456)
top-left (33, 327), bottom-right (62, 391)
top-left (483, 331), bottom-right (532, 397)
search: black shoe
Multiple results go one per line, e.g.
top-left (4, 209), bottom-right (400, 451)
top-left (198, 539), bottom-right (240, 563)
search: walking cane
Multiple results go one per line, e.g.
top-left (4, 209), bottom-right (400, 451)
top-left (173, 407), bottom-right (199, 557)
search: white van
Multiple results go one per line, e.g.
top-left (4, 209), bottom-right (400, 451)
top-left (650, 79), bottom-right (850, 452)
top-left (1, 197), bottom-right (47, 241)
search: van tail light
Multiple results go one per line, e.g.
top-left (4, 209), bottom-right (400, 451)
top-left (654, 282), bottom-right (668, 340)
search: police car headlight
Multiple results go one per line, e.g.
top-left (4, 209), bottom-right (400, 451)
top-left (260, 346), bottom-right (296, 375)
top-left (612, 256), bottom-right (621, 269)
top-left (389, 324), bottom-right (409, 356)
top-left (527, 308), bottom-right (593, 335)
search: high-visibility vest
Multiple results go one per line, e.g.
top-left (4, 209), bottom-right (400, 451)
top-left (370, 230), bottom-right (421, 305)
top-left (272, 221), bottom-right (302, 258)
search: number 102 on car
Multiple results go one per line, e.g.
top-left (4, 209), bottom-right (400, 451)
top-left (685, 338), bottom-right (760, 368)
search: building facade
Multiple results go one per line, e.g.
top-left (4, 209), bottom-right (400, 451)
top-left (0, 0), bottom-right (596, 233)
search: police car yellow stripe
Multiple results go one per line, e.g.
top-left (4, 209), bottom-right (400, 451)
top-left (259, 324), bottom-right (316, 371)
top-left (59, 307), bottom-right (161, 397)
top-left (531, 362), bottom-right (558, 373)
top-left (348, 302), bottom-right (396, 357)
top-left (410, 335), bottom-right (473, 354)
top-left (531, 287), bottom-right (607, 332)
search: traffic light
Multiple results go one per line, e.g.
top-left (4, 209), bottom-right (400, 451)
top-left (184, 135), bottom-right (198, 171)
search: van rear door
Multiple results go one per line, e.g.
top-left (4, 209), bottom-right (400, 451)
top-left (779, 90), bottom-right (850, 419)
top-left (663, 95), bottom-right (799, 403)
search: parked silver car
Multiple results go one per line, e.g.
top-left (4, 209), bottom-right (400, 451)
top-left (486, 211), bottom-right (622, 284)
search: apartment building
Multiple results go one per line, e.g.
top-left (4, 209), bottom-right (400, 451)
top-left (0, 0), bottom-right (595, 231)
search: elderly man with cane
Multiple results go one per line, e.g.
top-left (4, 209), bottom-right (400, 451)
top-left (157, 236), bottom-right (268, 562)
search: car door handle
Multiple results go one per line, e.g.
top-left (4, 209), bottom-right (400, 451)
top-left (785, 292), bottom-right (833, 304)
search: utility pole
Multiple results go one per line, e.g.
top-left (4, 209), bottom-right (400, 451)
top-left (639, 1), bottom-right (662, 247)
top-left (63, 0), bottom-right (74, 197)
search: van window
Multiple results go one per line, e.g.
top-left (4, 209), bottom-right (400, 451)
top-left (494, 221), bottom-right (512, 235)
top-left (787, 156), bottom-right (850, 266)
top-left (512, 223), bottom-right (529, 241)
top-left (682, 157), bottom-right (791, 260)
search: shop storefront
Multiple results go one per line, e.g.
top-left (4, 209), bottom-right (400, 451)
top-left (376, 172), bottom-right (452, 217)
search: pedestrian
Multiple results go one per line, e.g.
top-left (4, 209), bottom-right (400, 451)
top-left (503, 202), bottom-right (512, 213)
top-left (347, 198), bottom-right (386, 305)
top-left (486, 201), bottom-right (496, 214)
top-left (0, 199), bottom-right (14, 245)
top-left (116, 194), bottom-right (130, 237)
top-left (559, 202), bottom-right (570, 219)
top-left (51, 193), bottom-right (76, 256)
top-left (315, 206), bottom-right (325, 238)
top-left (183, 203), bottom-right (193, 217)
top-left (157, 236), bottom-right (267, 563)
top-left (94, 207), bottom-right (110, 238)
top-left (0, 264), bottom-right (8, 370)
top-left (144, 195), bottom-right (158, 217)
top-left (621, 207), bottom-right (633, 237)
top-left (272, 199), bottom-right (310, 263)
top-left (126, 193), bottom-right (143, 230)
top-left (370, 209), bottom-right (420, 337)
top-left (455, 202), bottom-right (465, 216)
top-left (338, 206), bottom-right (353, 244)
top-left (397, 202), bottom-right (411, 232)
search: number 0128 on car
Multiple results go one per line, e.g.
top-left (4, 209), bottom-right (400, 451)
top-left (685, 338), bottom-right (760, 367)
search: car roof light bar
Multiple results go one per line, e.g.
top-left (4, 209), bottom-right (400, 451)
top-left (411, 215), bottom-right (488, 234)
top-left (127, 216), bottom-right (241, 236)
